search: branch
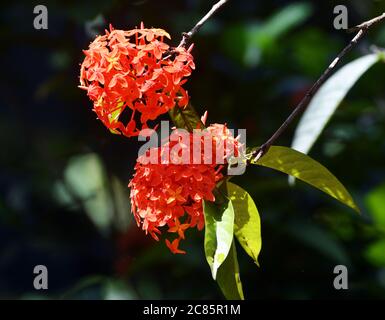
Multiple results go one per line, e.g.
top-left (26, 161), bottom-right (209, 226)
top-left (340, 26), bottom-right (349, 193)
top-left (252, 12), bottom-right (385, 162)
top-left (178, 0), bottom-right (229, 48)
top-left (348, 12), bottom-right (385, 32)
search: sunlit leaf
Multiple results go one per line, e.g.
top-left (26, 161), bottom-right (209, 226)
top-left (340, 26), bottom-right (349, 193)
top-left (226, 182), bottom-right (262, 266)
top-left (216, 240), bottom-right (244, 300)
top-left (291, 53), bottom-right (380, 155)
top-left (203, 199), bottom-right (235, 280)
top-left (252, 146), bottom-right (359, 213)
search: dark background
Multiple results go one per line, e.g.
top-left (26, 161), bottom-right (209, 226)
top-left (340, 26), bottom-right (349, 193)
top-left (1, 0), bottom-right (385, 299)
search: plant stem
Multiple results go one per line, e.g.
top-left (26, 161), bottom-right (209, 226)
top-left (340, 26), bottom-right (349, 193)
top-left (252, 12), bottom-right (385, 162)
top-left (178, 0), bottom-right (229, 48)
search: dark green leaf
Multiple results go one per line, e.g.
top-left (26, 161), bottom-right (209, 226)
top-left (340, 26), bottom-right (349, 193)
top-left (168, 103), bottom-right (204, 132)
top-left (216, 240), bottom-right (244, 300)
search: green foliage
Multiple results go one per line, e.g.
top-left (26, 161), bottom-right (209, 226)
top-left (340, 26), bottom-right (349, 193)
top-left (4, 0), bottom-right (385, 300)
top-left (108, 100), bottom-right (124, 134)
top-left (216, 241), bottom-right (244, 300)
top-left (291, 53), bottom-right (381, 155)
top-left (365, 240), bottom-right (385, 267)
top-left (226, 182), bottom-right (262, 266)
top-left (53, 153), bottom-right (114, 233)
top-left (203, 199), bottom-right (235, 280)
top-left (256, 2), bottom-right (312, 40)
top-left (252, 146), bottom-right (360, 213)
top-left (221, 2), bottom-right (312, 66)
top-left (53, 153), bottom-right (131, 233)
top-left (365, 183), bottom-right (385, 231)
top-left (364, 183), bottom-right (385, 268)
top-left (203, 183), bottom-right (262, 299)
top-left (204, 144), bottom-right (360, 299)
top-left (168, 103), bottom-right (204, 131)
top-left (291, 29), bottom-right (340, 77)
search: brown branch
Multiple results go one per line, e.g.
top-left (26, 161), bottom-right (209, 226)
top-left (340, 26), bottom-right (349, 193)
top-left (177, 0), bottom-right (229, 48)
top-left (252, 12), bottom-right (385, 162)
top-left (348, 12), bottom-right (385, 32)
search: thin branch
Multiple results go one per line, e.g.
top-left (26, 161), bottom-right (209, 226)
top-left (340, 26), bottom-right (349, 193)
top-left (348, 12), bottom-right (385, 32)
top-left (178, 0), bottom-right (229, 48)
top-left (252, 12), bottom-right (385, 162)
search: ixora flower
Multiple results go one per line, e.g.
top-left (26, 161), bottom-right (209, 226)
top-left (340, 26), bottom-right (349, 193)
top-left (79, 23), bottom-right (195, 137)
top-left (128, 123), bottom-right (242, 254)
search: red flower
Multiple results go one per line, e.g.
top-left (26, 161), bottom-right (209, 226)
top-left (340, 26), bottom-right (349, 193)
top-left (165, 238), bottom-right (186, 254)
top-left (128, 123), bottom-right (242, 254)
top-left (79, 23), bottom-right (195, 137)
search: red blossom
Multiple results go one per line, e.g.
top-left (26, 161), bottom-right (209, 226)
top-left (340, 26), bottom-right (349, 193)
top-left (79, 23), bottom-right (195, 137)
top-left (128, 123), bottom-right (242, 254)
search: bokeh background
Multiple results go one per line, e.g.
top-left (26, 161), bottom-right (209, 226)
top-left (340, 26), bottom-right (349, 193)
top-left (1, 0), bottom-right (385, 299)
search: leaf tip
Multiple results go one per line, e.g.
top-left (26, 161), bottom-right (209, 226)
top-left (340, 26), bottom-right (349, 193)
top-left (211, 268), bottom-right (217, 280)
top-left (353, 204), bottom-right (361, 215)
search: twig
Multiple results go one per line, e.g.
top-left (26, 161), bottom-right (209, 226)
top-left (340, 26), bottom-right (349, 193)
top-left (177, 0), bottom-right (229, 48)
top-left (348, 12), bottom-right (385, 32)
top-left (252, 12), bottom-right (385, 162)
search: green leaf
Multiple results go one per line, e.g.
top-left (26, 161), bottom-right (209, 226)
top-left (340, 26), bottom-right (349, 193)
top-left (252, 146), bottom-right (360, 213)
top-left (109, 101), bottom-right (124, 123)
top-left (255, 2), bottom-right (312, 40)
top-left (291, 53), bottom-right (380, 155)
top-left (222, 3), bottom-right (312, 67)
top-left (168, 103), bottom-right (204, 132)
top-left (103, 279), bottom-right (138, 300)
top-left (365, 239), bottom-right (385, 267)
top-left (226, 182), bottom-right (262, 266)
top-left (108, 101), bottom-right (124, 134)
top-left (365, 182), bottom-right (385, 231)
top-left (203, 199), bottom-right (235, 280)
top-left (216, 240), bottom-right (244, 300)
top-left (54, 153), bottom-right (114, 233)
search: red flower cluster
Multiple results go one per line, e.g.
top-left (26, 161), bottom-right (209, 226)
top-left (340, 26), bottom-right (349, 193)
top-left (79, 23), bottom-right (195, 137)
top-left (79, 23), bottom-right (242, 254)
top-left (129, 123), bottom-right (241, 254)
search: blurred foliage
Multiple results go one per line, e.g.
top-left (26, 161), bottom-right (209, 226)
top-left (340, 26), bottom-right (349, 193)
top-left (221, 2), bottom-right (313, 67)
top-left (291, 53), bottom-right (381, 156)
top-left (1, 0), bottom-right (385, 299)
